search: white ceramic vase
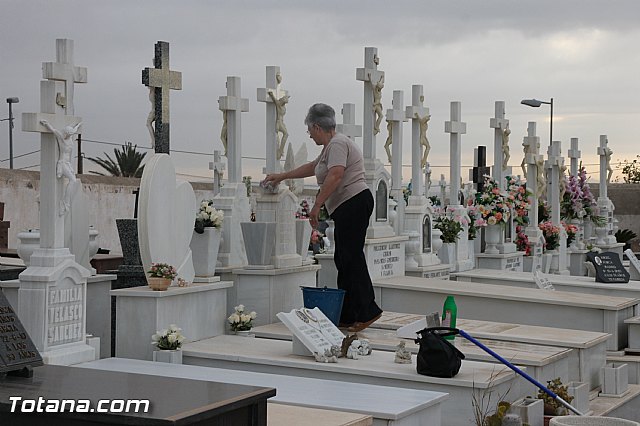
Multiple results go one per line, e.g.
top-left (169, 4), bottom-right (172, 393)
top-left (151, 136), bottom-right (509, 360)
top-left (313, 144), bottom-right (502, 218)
top-left (153, 349), bottom-right (182, 364)
top-left (295, 219), bottom-right (312, 261)
top-left (438, 242), bottom-right (456, 267)
top-left (190, 227), bottom-right (222, 277)
top-left (16, 229), bottom-right (40, 267)
top-left (485, 224), bottom-right (501, 254)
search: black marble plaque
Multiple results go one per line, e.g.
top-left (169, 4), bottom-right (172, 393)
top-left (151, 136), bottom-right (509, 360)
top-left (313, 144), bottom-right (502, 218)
top-left (586, 251), bottom-right (630, 283)
top-left (0, 291), bottom-right (42, 374)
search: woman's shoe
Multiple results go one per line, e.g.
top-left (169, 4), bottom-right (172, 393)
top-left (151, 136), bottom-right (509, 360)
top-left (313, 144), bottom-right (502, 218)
top-left (346, 312), bottom-right (382, 333)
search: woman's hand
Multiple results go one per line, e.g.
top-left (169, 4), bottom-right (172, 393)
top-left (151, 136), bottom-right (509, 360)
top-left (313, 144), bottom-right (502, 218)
top-left (309, 205), bottom-right (320, 229)
top-left (263, 173), bottom-right (284, 187)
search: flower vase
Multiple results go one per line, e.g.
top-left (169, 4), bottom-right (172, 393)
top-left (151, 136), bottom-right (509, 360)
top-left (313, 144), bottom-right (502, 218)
top-left (16, 229), bottom-right (40, 267)
top-left (148, 277), bottom-right (172, 291)
top-left (191, 227), bottom-right (222, 277)
top-left (583, 219), bottom-right (593, 242)
top-left (485, 224), bottom-right (501, 254)
top-left (153, 349), bottom-right (182, 364)
top-left (595, 227), bottom-right (607, 246)
top-left (325, 219), bottom-right (335, 254)
top-left (570, 218), bottom-right (583, 250)
top-left (432, 228), bottom-right (443, 254)
top-left (88, 227), bottom-right (100, 260)
top-left (295, 219), bottom-right (313, 261)
top-left (234, 330), bottom-right (254, 338)
top-left (438, 242), bottom-right (456, 270)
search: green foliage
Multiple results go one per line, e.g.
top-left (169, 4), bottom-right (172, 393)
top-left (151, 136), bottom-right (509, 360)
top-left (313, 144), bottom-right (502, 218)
top-left (87, 142), bottom-right (146, 178)
top-left (434, 216), bottom-right (463, 243)
top-left (537, 377), bottom-right (573, 416)
top-left (242, 176), bottom-right (252, 197)
top-left (485, 401), bottom-right (511, 426)
top-left (615, 229), bottom-right (637, 243)
top-left (429, 195), bottom-right (441, 206)
top-left (620, 155), bottom-right (640, 183)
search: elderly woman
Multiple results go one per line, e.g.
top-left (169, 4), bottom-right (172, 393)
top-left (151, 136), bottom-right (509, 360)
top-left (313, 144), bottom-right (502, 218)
top-left (264, 103), bottom-right (382, 332)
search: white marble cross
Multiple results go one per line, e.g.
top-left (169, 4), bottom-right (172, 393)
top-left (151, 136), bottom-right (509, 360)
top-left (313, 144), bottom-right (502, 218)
top-left (406, 85), bottom-right (429, 198)
top-left (209, 150), bottom-right (225, 196)
top-left (356, 47), bottom-right (384, 160)
top-left (336, 103), bottom-right (362, 140)
top-left (597, 135), bottom-right (610, 199)
top-left (142, 41), bottom-right (182, 155)
top-left (445, 102), bottom-right (466, 205)
top-left (523, 122), bottom-right (544, 254)
top-left (42, 39), bottom-right (87, 116)
top-left (257, 66), bottom-right (289, 174)
top-left (547, 140), bottom-right (569, 274)
top-left (490, 101), bottom-right (509, 189)
top-left (22, 39), bottom-right (86, 249)
top-left (218, 76), bottom-right (249, 183)
top-left (568, 138), bottom-right (581, 177)
top-left (439, 174), bottom-right (447, 205)
top-left (386, 90), bottom-right (407, 235)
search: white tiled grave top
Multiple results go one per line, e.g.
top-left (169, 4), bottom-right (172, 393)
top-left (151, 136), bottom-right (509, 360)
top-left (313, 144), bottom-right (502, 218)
top-left (454, 268), bottom-right (640, 295)
top-left (182, 335), bottom-right (516, 389)
top-left (76, 357), bottom-right (448, 422)
top-left (110, 281), bottom-right (232, 297)
top-left (374, 312), bottom-right (610, 350)
top-left (252, 322), bottom-right (572, 368)
top-left (374, 275), bottom-right (639, 310)
top-left (232, 263), bottom-right (320, 276)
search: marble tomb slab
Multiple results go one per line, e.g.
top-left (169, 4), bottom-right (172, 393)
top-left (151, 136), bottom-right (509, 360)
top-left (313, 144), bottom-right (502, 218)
top-left (77, 357), bottom-right (447, 426)
top-left (372, 275), bottom-right (637, 351)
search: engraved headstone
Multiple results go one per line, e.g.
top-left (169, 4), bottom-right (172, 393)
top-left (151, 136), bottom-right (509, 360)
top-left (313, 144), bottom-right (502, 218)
top-left (533, 270), bottom-right (555, 291)
top-left (625, 249), bottom-right (640, 281)
top-left (277, 307), bottom-right (344, 356)
top-left (0, 291), bottom-right (43, 376)
top-left (586, 251), bottom-right (630, 283)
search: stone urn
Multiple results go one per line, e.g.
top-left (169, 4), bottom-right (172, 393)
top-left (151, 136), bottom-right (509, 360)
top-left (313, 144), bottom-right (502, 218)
top-left (89, 227), bottom-right (100, 259)
top-left (485, 224), bottom-right (501, 254)
top-left (153, 349), bottom-right (182, 364)
top-left (438, 242), bottom-right (457, 270)
top-left (16, 229), bottom-right (40, 267)
top-left (295, 219), bottom-right (312, 261)
top-left (240, 222), bottom-right (276, 267)
top-left (147, 277), bottom-right (172, 291)
top-left (190, 227), bottom-right (222, 277)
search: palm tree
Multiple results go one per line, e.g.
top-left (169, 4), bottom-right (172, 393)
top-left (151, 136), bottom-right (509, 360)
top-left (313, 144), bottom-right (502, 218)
top-left (87, 142), bottom-right (146, 178)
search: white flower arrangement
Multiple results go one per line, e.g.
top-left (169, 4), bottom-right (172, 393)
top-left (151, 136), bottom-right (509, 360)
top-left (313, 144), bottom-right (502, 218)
top-left (195, 199), bottom-right (224, 234)
top-left (151, 324), bottom-right (186, 350)
top-left (228, 304), bottom-right (257, 331)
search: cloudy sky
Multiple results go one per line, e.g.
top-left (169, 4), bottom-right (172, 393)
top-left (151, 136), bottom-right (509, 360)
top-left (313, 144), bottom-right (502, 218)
top-left (1, 0), bottom-right (639, 184)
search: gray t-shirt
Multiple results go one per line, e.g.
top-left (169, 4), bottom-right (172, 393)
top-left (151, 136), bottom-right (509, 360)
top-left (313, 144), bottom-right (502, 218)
top-left (313, 133), bottom-right (369, 215)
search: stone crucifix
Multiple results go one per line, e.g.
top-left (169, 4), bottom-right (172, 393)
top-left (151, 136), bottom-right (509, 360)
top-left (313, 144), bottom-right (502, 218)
top-left (22, 39), bottom-right (86, 248)
top-left (356, 47), bottom-right (385, 160)
top-left (523, 123), bottom-right (545, 270)
top-left (209, 150), bottom-right (225, 196)
top-left (257, 66), bottom-right (289, 174)
top-left (218, 76), bottom-right (249, 184)
top-left (386, 90), bottom-right (408, 235)
top-left (547, 140), bottom-right (569, 274)
top-left (490, 101), bottom-right (509, 190)
top-left (142, 41), bottom-right (182, 154)
top-left (406, 85), bottom-right (429, 199)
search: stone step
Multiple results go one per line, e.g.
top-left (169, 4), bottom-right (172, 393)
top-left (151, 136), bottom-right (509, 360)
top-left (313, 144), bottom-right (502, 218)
top-left (267, 404), bottom-right (372, 426)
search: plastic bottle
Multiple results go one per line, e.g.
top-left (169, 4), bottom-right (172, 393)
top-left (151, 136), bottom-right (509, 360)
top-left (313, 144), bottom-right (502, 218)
top-left (441, 295), bottom-right (457, 341)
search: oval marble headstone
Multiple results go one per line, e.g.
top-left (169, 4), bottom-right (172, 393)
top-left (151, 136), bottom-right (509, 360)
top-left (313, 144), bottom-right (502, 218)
top-left (138, 154), bottom-right (196, 282)
top-left (586, 251), bottom-right (630, 283)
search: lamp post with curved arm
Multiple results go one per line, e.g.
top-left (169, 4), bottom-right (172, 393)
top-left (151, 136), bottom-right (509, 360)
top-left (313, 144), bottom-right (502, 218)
top-left (521, 98), bottom-right (553, 146)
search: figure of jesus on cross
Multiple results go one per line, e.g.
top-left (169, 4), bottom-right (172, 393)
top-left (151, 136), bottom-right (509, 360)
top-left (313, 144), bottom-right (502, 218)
top-left (269, 72), bottom-right (290, 160)
top-left (40, 119), bottom-right (82, 215)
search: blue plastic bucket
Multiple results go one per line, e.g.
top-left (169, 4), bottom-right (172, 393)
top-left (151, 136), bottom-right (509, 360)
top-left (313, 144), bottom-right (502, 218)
top-left (301, 286), bottom-right (345, 326)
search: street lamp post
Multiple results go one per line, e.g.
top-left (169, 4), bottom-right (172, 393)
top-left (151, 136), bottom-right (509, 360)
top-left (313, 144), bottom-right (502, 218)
top-left (521, 98), bottom-right (553, 145)
top-left (5, 97), bottom-right (19, 169)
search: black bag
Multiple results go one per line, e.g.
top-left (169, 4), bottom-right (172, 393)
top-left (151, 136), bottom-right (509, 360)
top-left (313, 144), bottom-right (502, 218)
top-left (414, 327), bottom-right (465, 378)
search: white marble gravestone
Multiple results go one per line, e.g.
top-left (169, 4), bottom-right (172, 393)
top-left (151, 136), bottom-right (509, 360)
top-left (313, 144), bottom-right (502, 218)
top-left (138, 154), bottom-right (196, 283)
top-left (19, 38), bottom-right (94, 365)
top-left (547, 141), bottom-right (570, 275)
top-left (523, 122), bottom-right (545, 272)
top-left (356, 47), bottom-right (395, 239)
top-left (403, 85), bottom-right (447, 279)
top-left (567, 137), bottom-right (589, 274)
top-left (386, 90), bottom-right (407, 236)
top-left (214, 76), bottom-right (250, 274)
top-left (595, 135), bottom-right (624, 257)
top-left (444, 101), bottom-right (472, 272)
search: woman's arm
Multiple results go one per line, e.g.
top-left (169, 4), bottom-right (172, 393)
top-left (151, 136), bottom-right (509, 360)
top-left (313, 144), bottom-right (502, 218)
top-left (264, 161), bottom-right (316, 186)
top-left (309, 165), bottom-right (345, 227)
